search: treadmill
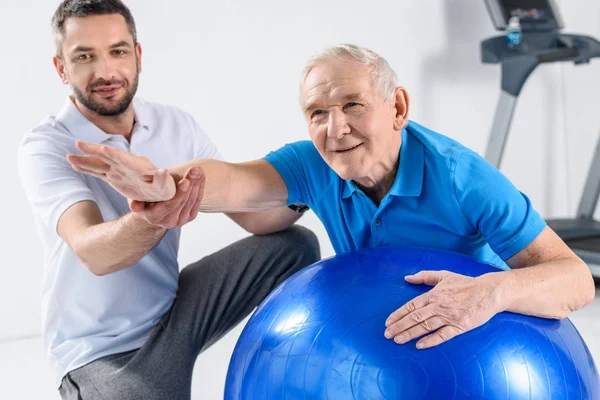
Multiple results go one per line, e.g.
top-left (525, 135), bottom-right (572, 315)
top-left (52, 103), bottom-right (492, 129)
top-left (481, 0), bottom-right (600, 279)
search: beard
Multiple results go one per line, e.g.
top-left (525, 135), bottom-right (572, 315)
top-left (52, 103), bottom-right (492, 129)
top-left (72, 70), bottom-right (139, 117)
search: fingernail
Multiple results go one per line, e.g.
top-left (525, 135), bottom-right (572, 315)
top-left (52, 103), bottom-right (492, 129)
top-left (394, 335), bottom-right (404, 344)
top-left (384, 330), bottom-right (392, 339)
top-left (416, 342), bottom-right (425, 349)
top-left (190, 168), bottom-right (202, 179)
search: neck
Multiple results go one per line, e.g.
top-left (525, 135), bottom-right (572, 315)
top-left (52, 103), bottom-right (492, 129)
top-left (354, 133), bottom-right (402, 206)
top-left (72, 96), bottom-right (136, 141)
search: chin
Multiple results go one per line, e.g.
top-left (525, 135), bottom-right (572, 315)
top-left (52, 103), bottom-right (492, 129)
top-left (331, 165), bottom-right (362, 182)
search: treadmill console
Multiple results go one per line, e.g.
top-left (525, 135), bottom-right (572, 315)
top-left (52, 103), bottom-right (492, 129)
top-left (484, 0), bottom-right (564, 32)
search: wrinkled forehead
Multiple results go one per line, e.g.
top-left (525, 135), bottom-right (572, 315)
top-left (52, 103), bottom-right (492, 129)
top-left (302, 61), bottom-right (375, 109)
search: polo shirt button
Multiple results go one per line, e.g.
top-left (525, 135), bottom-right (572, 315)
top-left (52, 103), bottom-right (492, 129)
top-left (374, 218), bottom-right (381, 226)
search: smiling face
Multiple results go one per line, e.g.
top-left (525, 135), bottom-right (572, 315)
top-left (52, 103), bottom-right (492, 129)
top-left (53, 13), bottom-right (142, 117)
top-left (301, 60), bottom-right (409, 184)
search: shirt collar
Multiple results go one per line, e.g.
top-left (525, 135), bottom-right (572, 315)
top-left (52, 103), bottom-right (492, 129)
top-left (56, 97), bottom-right (150, 144)
top-left (342, 120), bottom-right (425, 199)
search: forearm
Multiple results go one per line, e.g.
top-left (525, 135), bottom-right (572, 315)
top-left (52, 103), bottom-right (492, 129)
top-left (74, 213), bottom-right (166, 276)
top-left (169, 159), bottom-right (287, 212)
top-left (228, 206), bottom-right (303, 235)
top-left (480, 258), bottom-right (595, 319)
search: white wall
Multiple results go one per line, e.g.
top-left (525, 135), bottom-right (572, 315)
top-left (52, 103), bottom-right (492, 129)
top-left (1, 0), bottom-right (599, 397)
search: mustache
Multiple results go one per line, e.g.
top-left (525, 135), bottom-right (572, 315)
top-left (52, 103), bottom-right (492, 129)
top-left (89, 78), bottom-right (127, 91)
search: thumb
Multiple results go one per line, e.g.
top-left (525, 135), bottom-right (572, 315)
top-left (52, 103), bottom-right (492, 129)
top-left (405, 270), bottom-right (452, 286)
top-left (129, 199), bottom-right (147, 212)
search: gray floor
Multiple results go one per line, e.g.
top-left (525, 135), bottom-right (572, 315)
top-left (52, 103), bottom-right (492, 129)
top-left (1, 288), bottom-right (599, 399)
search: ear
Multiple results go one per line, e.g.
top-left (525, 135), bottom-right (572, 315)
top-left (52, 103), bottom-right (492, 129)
top-left (53, 56), bottom-right (69, 85)
top-left (135, 42), bottom-right (143, 74)
top-left (392, 86), bottom-right (410, 131)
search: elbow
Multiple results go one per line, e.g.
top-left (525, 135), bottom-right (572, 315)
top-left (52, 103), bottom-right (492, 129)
top-left (240, 223), bottom-right (272, 236)
top-left (242, 221), bottom-right (295, 236)
top-left (579, 274), bottom-right (597, 309)
top-left (563, 261), bottom-right (596, 317)
top-left (577, 262), bottom-right (596, 309)
top-left (78, 254), bottom-right (109, 276)
top-left (72, 243), bottom-right (110, 276)
top-left (86, 264), bottom-right (110, 277)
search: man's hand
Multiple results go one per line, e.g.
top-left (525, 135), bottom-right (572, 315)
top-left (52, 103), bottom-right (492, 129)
top-left (67, 141), bottom-right (176, 202)
top-left (130, 167), bottom-right (205, 229)
top-left (384, 270), bottom-right (504, 349)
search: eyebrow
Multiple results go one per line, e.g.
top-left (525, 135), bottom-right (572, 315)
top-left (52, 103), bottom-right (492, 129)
top-left (71, 41), bottom-right (132, 54)
top-left (109, 41), bottom-right (131, 49)
top-left (304, 92), bottom-right (366, 115)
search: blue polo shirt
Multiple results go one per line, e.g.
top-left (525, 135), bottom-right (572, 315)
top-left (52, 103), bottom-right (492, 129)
top-left (264, 120), bottom-right (546, 269)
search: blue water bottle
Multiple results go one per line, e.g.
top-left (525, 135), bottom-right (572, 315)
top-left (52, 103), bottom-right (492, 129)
top-left (506, 16), bottom-right (522, 48)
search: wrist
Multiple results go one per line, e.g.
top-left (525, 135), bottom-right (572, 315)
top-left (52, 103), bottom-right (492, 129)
top-left (129, 211), bottom-right (166, 232)
top-left (476, 271), bottom-right (513, 313)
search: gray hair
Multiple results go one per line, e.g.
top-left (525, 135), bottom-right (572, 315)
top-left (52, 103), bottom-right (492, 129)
top-left (299, 44), bottom-right (398, 105)
top-left (51, 0), bottom-right (138, 58)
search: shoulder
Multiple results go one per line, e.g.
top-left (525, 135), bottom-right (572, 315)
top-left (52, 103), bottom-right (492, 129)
top-left (19, 116), bottom-right (76, 160)
top-left (265, 140), bottom-right (339, 183)
top-left (406, 120), bottom-right (471, 161)
top-left (406, 120), bottom-right (485, 182)
top-left (268, 140), bottom-right (329, 171)
top-left (134, 98), bottom-right (202, 130)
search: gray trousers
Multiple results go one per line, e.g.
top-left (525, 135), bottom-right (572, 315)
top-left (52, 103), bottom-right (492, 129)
top-left (59, 226), bottom-right (320, 400)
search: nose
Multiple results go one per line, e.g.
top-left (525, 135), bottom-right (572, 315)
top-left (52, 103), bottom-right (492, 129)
top-left (93, 54), bottom-right (118, 83)
top-left (327, 109), bottom-right (351, 139)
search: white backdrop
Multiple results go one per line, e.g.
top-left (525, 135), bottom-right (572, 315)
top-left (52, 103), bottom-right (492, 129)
top-left (1, 0), bottom-right (599, 397)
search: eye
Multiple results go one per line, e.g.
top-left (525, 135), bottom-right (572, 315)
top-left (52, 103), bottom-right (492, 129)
top-left (76, 54), bottom-right (91, 61)
top-left (112, 49), bottom-right (127, 56)
top-left (311, 110), bottom-right (325, 118)
top-left (343, 102), bottom-right (359, 110)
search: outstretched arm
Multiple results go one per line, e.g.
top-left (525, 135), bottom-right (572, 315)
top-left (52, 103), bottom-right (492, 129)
top-left (68, 141), bottom-right (289, 213)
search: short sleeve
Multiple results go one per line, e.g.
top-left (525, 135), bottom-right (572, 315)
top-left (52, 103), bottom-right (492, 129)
top-left (263, 141), bottom-right (325, 207)
top-left (18, 131), bottom-right (97, 232)
top-left (185, 113), bottom-right (224, 162)
top-left (452, 150), bottom-right (547, 260)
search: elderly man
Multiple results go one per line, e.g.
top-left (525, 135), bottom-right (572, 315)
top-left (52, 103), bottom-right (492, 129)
top-left (70, 44), bottom-right (595, 351)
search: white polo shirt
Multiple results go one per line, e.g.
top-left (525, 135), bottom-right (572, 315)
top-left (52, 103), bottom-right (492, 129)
top-left (17, 97), bottom-right (222, 388)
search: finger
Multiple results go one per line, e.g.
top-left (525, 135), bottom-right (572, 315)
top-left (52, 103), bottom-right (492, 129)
top-left (153, 168), bottom-right (176, 195)
top-left (177, 178), bottom-right (200, 224)
top-left (184, 166), bottom-right (204, 180)
top-left (191, 170), bottom-right (206, 216)
top-left (67, 154), bottom-right (111, 174)
top-left (416, 325), bottom-right (462, 349)
top-left (70, 163), bottom-right (107, 180)
top-left (143, 179), bottom-right (191, 225)
top-left (385, 293), bottom-right (431, 328)
top-left (100, 144), bottom-right (144, 170)
top-left (75, 141), bottom-right (115, 164)
top-left (388, 316), bottom-right (446, 345)
top-left (405, 270), bottom-right (453, 286)
top-left (129, 199), bottom-right (149, 213)
top-left (385, 304), bottom-right (436, 339)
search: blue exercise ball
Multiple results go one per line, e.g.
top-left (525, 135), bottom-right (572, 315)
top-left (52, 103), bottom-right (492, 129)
top-left (225, 246), bottom-right (599, 399)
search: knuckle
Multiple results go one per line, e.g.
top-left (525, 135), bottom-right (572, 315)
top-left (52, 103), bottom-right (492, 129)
top-left (410, 310), bottom-right (424, 323)
top-left (405, 301), bottom-right (416, 313)
top-left (457, 313), bottom-right (471, 327)
top-left (421, 319), bottom-right (434, 332)
top-left (438, 328), bottom-right (450, 342)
